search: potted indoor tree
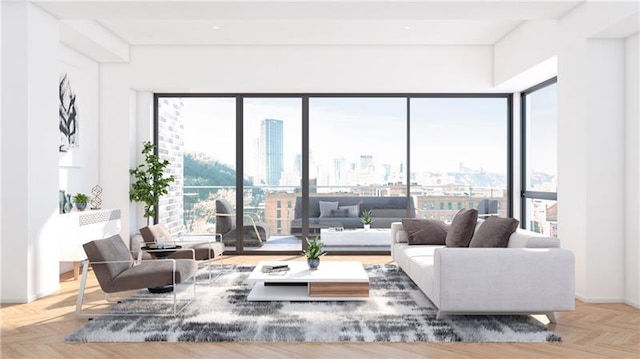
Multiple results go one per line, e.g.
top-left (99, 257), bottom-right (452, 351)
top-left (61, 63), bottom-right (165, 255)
top-left (361, 209), bottom-right (373, 230)
top-left (129, 141), bottom-right (175, 225)
top-left (72, 193), bottom-right (89, 211)
top-left (303, 236), bottom-right (325, 270)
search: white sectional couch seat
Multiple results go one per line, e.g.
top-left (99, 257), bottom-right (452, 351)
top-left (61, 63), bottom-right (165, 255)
top-left (390, 221), bottom-right (575, 322)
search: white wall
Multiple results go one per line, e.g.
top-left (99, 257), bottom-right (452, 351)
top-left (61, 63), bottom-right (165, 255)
top-left (59, 45), bottom-right (100, 198)
top-left (100, 45), bottom-right (494, 237)
top-left (625, 33), bottom-right (640, 308)
top-left (58, 44), bottom-right (100, 274)
top-left (1, 2), bottom-right (60, 302)
top-left (494, 20), bottom-right (558, 87)
top-left (557, 2), bottom-right (632, 304)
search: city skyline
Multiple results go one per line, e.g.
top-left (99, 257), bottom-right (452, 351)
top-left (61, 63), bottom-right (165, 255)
top-left (179, 96), bottom-right (556, 185)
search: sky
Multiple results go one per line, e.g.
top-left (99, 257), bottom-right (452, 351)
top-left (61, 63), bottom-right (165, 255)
top-left (178, 94), bottom-right (556, 177)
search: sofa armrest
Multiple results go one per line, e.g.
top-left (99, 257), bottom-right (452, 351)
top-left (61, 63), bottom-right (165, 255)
top-left (433, 247), bottom-right (575, 313)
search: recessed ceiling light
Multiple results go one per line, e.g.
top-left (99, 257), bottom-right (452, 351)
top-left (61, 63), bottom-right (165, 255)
top-left (403, 26), bottom-right (411, 30)
top-left (212, 26), bottom-right (221, 30)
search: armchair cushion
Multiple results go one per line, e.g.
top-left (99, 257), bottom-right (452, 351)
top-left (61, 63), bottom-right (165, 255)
top-left (140, 224), bottom-right (173, 244)
top-left (215, 199), bottom-right (234, 234)
top-left (82, 235), bottom-right (135, 292)
top-left (110, 259), bottom-right (197, 293)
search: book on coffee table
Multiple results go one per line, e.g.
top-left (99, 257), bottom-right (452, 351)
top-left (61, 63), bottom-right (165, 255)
top-left (261, 263), bottom-right (290, 273)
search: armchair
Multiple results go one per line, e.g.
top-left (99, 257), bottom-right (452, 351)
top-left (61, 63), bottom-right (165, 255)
top-left (137, 223), bottom-right (224, 282)
top-left (76, 234), bottom-right (197, 317)
top-left (215, 198), bottom-right (270, 247)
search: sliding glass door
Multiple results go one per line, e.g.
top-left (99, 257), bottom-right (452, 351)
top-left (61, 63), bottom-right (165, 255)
top-left (308, 97), bottom-right (407, 251)
top-left (243, 98), bottom-right (302, 252)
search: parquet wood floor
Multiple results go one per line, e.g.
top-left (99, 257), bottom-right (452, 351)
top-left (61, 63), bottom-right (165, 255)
top-left (1, 255), bottom-right (639, 358)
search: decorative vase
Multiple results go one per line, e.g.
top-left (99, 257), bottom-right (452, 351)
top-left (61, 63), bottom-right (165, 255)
top-left (364, 224), bottom-right (371, 230)
top-left (63, 194), bottom-right (73, 213)
top-left (59, 190), bottom-right (66, 214)
top-left (307, 258), bottom-right (320, 270)
top-left (75, 202), bottom-right (87, 211)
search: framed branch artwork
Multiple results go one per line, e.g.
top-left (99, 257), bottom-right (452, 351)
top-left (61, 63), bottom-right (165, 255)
top-left (59, 73), bottom-right (81, 167)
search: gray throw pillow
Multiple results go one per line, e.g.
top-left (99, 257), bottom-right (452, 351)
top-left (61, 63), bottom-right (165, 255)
top-left (445, 208), bottom-right (478, 247)
top-left (319, 201), bottom-right (339, 218)
top-left (339, 205), bottom-right (359, 218)
top-left (402, 219), bottom-right (448, 245)
top-left (469, 216), bottom-right (520, 248)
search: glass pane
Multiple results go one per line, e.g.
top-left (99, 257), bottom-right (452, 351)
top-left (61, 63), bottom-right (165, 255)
top-left (525, 83), bottom-right (557, 192)
top-left (524, 198), bottom-right (558, 238)
top-left (410, 98), bottom-right (508, 222)
top-left (158, 97), bottom-right (237, 250)
top-left (243, 98), bottom-right (302, 252)
top-left (309, 97), bottom-right (407, 251)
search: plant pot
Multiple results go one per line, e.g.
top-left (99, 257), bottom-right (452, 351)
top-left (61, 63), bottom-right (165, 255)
top-left (364, 224), bottom-right (371, 230)
top-left (307, 258), bottom-right (320, 270)
top-left (75, 202), bottom-right (87, 211)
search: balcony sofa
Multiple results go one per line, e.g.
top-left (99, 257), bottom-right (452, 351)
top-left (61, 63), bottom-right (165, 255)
top-left (390, 220), bottom-right (575, 323)
top-left (290, 196), bottom-right (415, 237)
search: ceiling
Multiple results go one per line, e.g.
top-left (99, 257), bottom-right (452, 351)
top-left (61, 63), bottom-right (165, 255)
top-left (35, 0), bottom-right (583, 46)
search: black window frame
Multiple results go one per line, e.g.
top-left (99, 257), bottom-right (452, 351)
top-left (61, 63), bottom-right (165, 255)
top-left (520, 77), bottom-right (558, 230)
top-left (154, 93), bottom-right (513, 255)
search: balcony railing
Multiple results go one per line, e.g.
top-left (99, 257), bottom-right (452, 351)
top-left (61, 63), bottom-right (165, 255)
top-left (180, 184), bottom-right (517, 236)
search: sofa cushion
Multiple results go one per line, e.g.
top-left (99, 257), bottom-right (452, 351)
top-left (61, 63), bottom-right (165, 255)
top-left (319, 201), bottom-right (339, 218)
top-left (372, 209), bottom-right (407, 218)
top-left (339, 205), bottom-right (359, 217)
top-left (402, 219), bottom-right (448, 245)
top-left (329, 208), bottom-right (349, 217)
top-left (445, 208), bottom-right (478, 247)
top-left (469, 216), bottom-right (519, 248)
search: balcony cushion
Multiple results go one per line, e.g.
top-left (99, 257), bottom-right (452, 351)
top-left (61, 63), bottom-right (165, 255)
top-left (319, 201), bottom-right (339, 218)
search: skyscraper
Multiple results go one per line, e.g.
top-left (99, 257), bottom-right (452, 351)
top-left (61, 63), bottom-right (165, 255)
top-left (260, 119), bottom-right (284, 186)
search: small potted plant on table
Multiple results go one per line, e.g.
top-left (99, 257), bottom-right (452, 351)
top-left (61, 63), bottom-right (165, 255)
top-left (303, 236), bottom-right (325, 270)
top-left (361, 209), bottom-right (373, 230)
top-left (72, 193), bottom-right (89, 211)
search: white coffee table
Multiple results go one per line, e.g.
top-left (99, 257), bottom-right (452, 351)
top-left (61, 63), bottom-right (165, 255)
top-left (246, 261), bottom-right (369, 301)
top-left (320, 228), bottom-right (390, 246)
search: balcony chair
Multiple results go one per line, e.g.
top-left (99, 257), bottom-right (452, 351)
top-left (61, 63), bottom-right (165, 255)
top-left (76, 234), bottom-right (197, 317)
top-left (137, 223), bottom-right (224, 282)
top-left (215, 198), bottom-right (270, 247)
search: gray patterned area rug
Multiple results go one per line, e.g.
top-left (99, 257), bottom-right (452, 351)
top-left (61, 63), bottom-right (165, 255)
top-left (66, 264), bottom-right (561, 343)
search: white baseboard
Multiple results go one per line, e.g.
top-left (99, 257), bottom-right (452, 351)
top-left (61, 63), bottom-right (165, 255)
top-left (576, 294), bottom-right (625, 303)
top-left (1, 285), bottom-right (60, 304)
top-left (624, 298), bottom-right (640, 309)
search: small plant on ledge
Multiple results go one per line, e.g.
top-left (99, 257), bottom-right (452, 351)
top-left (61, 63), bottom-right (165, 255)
top-left (129, 141), bottom-right (175, 224)
top-left (303, 236), bottom-right (325, 270)
top-left (361, 209), bottom-right (374, 229)
top-left (72, 193), bottom-right (89, 211)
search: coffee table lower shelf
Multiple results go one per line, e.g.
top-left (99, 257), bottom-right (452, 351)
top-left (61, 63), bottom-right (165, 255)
top-left (247, 281), bottom-right (369, 301)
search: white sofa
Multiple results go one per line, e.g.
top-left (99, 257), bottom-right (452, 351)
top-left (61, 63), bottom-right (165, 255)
top-left (390, 221), bottom-right (575, 323)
